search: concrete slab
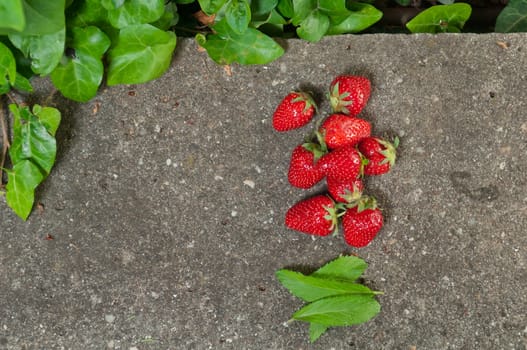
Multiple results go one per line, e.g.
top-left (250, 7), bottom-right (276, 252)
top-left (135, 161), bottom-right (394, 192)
top-left (1, 33), bottom-right (526, 349)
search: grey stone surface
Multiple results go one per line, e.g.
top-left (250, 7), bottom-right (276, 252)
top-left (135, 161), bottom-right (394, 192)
top-left (1, 34), bottom-right (526, 349)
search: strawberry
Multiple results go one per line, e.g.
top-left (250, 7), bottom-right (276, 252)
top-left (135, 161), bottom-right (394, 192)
top-left (327, 176), bottom-right (364, 204)
top-left (358, 136), bottom-right (399, 175)
top-left (342, 196), bottom-right (383, 247)
top-left (319, 114), bottom-right (371, 149)
top-left (319, 145), bottom-right (365, 183)
top-left (272, 92), bottom-right (317, 132)
top-left (285, 195), bottom-right (338, 236)
top-left (329, 75), bottom-right (371, 116)
top-left (287, 143), bottom-right (327, 189)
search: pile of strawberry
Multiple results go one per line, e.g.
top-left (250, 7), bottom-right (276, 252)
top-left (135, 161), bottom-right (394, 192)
top-left (272, 75), bottom-right (399, 248)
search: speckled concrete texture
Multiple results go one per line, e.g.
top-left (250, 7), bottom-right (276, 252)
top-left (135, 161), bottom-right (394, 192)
top-left (1, 34), bottom-right (526, 349)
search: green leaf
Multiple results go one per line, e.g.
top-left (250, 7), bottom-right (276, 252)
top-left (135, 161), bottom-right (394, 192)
top-left (495, 0), bottom-right (527, 32)
top-left (0, 82), bottom-right (10, 95)
top-left (198, 0), bottom-right (228, 15)
top-left (406, 3), bottom-right (472, 33)
top-left (32, 105), bottom-right (61, 136)
top-left (9, 106), bottom-right (56, 174)
top-left (251, 0), bottom-right (278, 16)
top-left (225, 0), bottom-right (251, 34)
top-left (311, 255), bottom-right (368, 282)
top-left (275, 270), bottom-right (377, 302)
top-left (296, 10), bottom-right (330, 42)
top-left (151, 2), bottom-right (179, 30)
top-left (101, 0), bottom-right (126, 10)
top-left (67, 0), bottom-right (109, 28)
top-left (5, 160), bottom-right (45, 220)
top-left (318, 0), bottom-right (349, 17)
top-left (107, 0), bottom-right (165, 28)
top-left (291, 0), bottom-right (317, 25)
top-left (394, 0), bottom-right (412, 6)
top-left (309, 323), bottom-right (328, 343)
top-left (292, 295), bottom-right (381, 326)
top-left (50, 26), bottom-right (110, 102)
top-left (12, 72), bottom-right (33, 92)
top-left (106, 24), bottom-right (176, 85)
top-left (277, 0), bottom-right (294, 18)
top-left (326, 3), bottom-right (382, 34)
top-left (19, 0), bottom-right (66, 35)
top-left (0, 41), bottom-right (17, 85)
top-left (8, 28), bottom-right (66, 75)
top-left (0, 0), bottom-right (25, 32)
top-left (196, 21), bottom-right (284, 64)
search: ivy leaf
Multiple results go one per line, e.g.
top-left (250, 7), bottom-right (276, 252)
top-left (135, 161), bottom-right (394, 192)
top-left (326, 3), bottom-right (383, 34)
top-left (67, 0), bottom-right (109, 28)
top-left (50, 26), bottom-right (110, 102)
top-left (9, 106), bottom-right (57, 175)
top-left (275, 270), bottom-right (376, 302)
top-left (225, 0), bottom-right (252, 34)
top-left (107, 0), bottom-right (165, 28)
top-left (106, 24), bottom-right (176, 85)
top-left (0, 42), bottom-right (17, 85)
top-left (0, 0), bottom-right (25, 33)
top-left (8, 28), bottom-right (66, 75)
top-left (198, 0), bottom-right (228, 15)
top-left (196, 20), bottom-right (284, 64)
top-left (292, 294), bottom-right (381, 326)
top-left (12, 72), bottom-right (33, 92)
top-left (151, 2), bottom-right (179, 31)
top-left (32, 105), bottom-right (61, 136)
top-left (311, 255), bottom-right (368, 282)
top-left (318, 0), bottom-right (350, 18)
top-left (296, 10), bottom-right (330, 42)
top-left (5, 160), bottom-right (45, 221)
top-left (251, 0), bottom-right (278, 16)
top-left (406, 3), bottom-right (472, 33)
top-left (101, 0), bottom-right (126, 9)
top-left (495, 0), bottom-right (527, 32)
top-left (277, 0), bottom-right (294, 18)
top-left (19, 0), bottom-right (66, 35)
top-left (291, 0), bottom-right (317, 25)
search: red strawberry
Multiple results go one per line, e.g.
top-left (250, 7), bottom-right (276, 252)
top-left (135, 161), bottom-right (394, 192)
top-left (327, 176), bottom-right (364, 204)
top-left (285, 195), bottom-right (338, 236)
top-left (342, 196), bottom-right (383, 247)
top-left (287, 143), bottom-right (326, 189)
top-left (358, 136), bottom-right (399, 175)
top-left (320, 114), bottom-right (371, 149)
top-left (319, 145), bottom-right (365, 183)
top-left (272, 92), bottom-right (316, 131)
top-left (329, 75), bottom-right (371, 116)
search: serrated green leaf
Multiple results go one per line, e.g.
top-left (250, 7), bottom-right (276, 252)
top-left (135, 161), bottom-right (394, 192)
top-left (19, 0), bottom-right (66, 35)
top-left (9, 107), bottom-right (56, 174)
top-left (406, 3), bottom-right (472, 33)
top-left (495, 0), bottom-right (527, 32)
top-left (0, 42), bottom-right (17, 85)
top-left (311, 255), bottom-right (368, 282)
top-left (293, 295), bottom-right (381, 326)
top-left (12, 72), bottom-right (33, 92)
top-left (8, 28), bottom-right (65, 75)
top-left (0, 0), bottom-right (25, 32)
top-left (309, 323), bottom-right (328, 343)
top-left (225, 0), bottom-right (251, 34)
top-left (106, 24), bottom-right (176, 85)
top-left (50, 51), bottom-right (103, 102)
top-left (33, 105), bottom-right (61, 136)
top-left (276, 270), bottom-right (376, 302)
top-left (107, 0), bottom-right (165, 28)
top-left (5, 160), bottom-right (45, 220)
top-left (296, 10), bottom-right (329, 42)
top-left (198, 0), bottom-right (228, 15)
top-left (196, 20), bottom-right (283, 64)
top-left (326, 3), bottom-right (382, 34)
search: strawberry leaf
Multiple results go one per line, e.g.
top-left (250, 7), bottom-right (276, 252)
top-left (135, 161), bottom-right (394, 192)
top-left (292, 294), bottom-right (380, 326)
top-left (311, 255), bottom-right (368, 282)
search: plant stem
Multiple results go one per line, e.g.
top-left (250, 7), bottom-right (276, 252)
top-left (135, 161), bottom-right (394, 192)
top-left (0, 98), bottom-right (10, 185)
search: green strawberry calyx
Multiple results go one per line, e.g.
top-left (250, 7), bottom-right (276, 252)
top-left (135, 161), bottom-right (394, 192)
top-left (302, 130), bottom-right (329, 162)
top-left (378, 136), bottom-right (399, 166)
top-left (324, 201), bottom-right (347, 236)
top-left (347, 195), bottom-right (379, 213)
top-left (291, 91), bottom-right (318, 114)
top-left (329, 82), bottom-right (353, 114)
top-left (339, 182), bottom-right (364, 205)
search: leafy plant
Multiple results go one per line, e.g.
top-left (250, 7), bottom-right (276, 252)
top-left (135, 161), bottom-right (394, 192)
top-left (495, 0), bottom-right (527, 32)
top-left (406, 3), bottom-right (472, 33)
top-left (276, 255), bottom-right (382, 342)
